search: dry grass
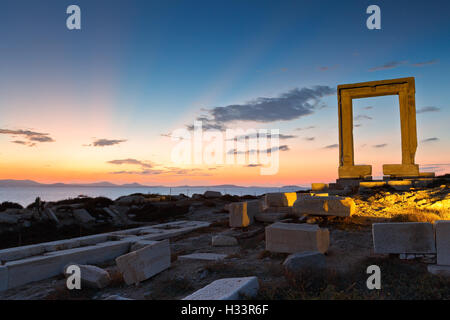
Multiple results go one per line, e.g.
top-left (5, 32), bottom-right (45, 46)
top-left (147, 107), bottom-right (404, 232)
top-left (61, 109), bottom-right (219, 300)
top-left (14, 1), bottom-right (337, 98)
top-left (146, 277), bottom-right (194, 300)
top-left (108, 269), bottom-right (125, 287)
top-left (256, 256), bottom-right (450, 300)
top-left (257, 250), bottom-right (288, 260)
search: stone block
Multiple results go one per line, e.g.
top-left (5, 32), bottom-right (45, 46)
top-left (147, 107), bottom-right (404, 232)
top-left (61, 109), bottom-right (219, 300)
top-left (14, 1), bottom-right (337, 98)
top-left (43, 238), bottom-right (81, 252)
top-left (116, 239), bottom-right (170, 285)
top-left (293, 196), bottom-right (355, 217)
top-left (372, 222), bottom-right (436, 254)
top-left (0, 266), bottom-right (7, 291)
top-left (0, 243), bottom-right (46, 262)
top-left (383, 164), bottom-right (419, 177)
top-left (103, 295), bottom-right (133, 300)
top-left (359, 181), bottom-right (386, 188)
top-left (338, 165), bottom-right (372, 179)
top-left (427, 265), bottom-right (450, 277)
top-left (183, 276), bottom-right (259, 300)
top-left (265, 222), bottom-right (330, 254)
top-left (283, 251), bottom-right (326, 274)
top-left (5, 254), bottom-right (64, 289)
top-left (264, 206), bottom-right (294, 214)
top-left (73, 209), bottom-right (95, 224)
top-left (265, 192), bottom-right (297, 207)
top-left (178, 253), bottom-right (227, 261)
top-left (130, 240), bottom-right (159, 252)
top-left (44, 208), bottom-right (59, 224)
top-left (78, 234), bottom-right (110, 246)
top-left (387, 180), bottom-right (412, 191)
top-left (311, 183), bottom-right (328, 191)
top-left (229, 202), bottom-right (253, 228)
top-left (0, 212), bottom-right (19, 224)
top-left (211, 235), bottom-right (238, 247)
top-left (255, 212), bottom-right (287, 223)
top-left (435, 220), bottom-right (450, 266)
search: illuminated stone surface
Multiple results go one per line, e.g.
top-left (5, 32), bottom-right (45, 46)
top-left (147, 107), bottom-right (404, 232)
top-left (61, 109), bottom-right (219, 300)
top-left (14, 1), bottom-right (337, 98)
top-left (311, 183), bottom-right (328, 191)
top-left (387, 180), bottom-right (412, 191)
top-left (337, 78), bottom-right (430, 178)
top-left (229, 202), bottom-right (251, 227)
top-left (229, 200), bottom-right (262, 227)
top-left (183, 276), bottom-right (259, 300)
top-left (266, 222), bottom-right (330, 254)
top-left (293, 196), bottom-right (355, 217)
top-left (265, 192), bottom-right (297, 207)
top-left (372, 222), bottom-right (436, 254)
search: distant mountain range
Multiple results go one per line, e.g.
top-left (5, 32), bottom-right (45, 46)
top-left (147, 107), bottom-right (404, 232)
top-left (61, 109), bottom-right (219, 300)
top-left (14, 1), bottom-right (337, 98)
top-left (0, 179), bottom-right (306, 189)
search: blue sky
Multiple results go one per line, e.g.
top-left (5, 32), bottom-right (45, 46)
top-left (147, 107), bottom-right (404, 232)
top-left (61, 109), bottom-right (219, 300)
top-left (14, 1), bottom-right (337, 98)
top-left (0, 0), bottom-right (448, 184)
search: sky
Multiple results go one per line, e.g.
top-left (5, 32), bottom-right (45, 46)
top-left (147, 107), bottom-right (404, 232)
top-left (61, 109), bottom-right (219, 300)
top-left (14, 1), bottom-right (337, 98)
top-left (0, 0), bottom-right (449, 186)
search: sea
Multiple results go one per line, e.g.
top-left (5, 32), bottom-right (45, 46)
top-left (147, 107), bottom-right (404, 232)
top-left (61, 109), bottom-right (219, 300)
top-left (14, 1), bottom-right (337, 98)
top-left (0, 186), bottom-right (307, 207)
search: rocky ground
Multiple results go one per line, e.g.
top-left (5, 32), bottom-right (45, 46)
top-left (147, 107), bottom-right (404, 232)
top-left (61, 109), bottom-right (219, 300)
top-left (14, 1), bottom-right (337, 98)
top-left (0, 181), bottom-right (449, 300)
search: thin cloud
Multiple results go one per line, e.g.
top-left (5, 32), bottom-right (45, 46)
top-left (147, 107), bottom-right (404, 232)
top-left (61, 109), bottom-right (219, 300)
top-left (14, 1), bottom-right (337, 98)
top-left (303, 137), bottom-right (315, 141)
top-left (373, 144), bottom-right (387, 148)
top-left (246, 164), bottom-right (262, 167)
top-left (421, 137), bottom-right (439, 143)
top-left (228, 133), bottom-right (297, 141)
top-left (0, 128), bottom-right (55, 146)
top-left (369, 61), bottom-right (406, 72)
top-left (411, 59), bottom-right (438, 67)
top-left (295, 125), bottom-right (316, 131)
top-left (318, 65), bottom-right (338, 72)
top-left (110, 169), bottom-right (163, 175)
top-left (416, 106), bottom-right (440, 114)
top-left (228, 144), bottom-right (290, 155)
top-left (355, 115), bottom-right (373, 121)
top-left (189, 86), bottom-right (334, 130)
top-left (91, 138), bottom-right (127, 147)
top-left (323, 144), bottom-right (338, 149)
top-left (107, 158), bottom-right (153, 168)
